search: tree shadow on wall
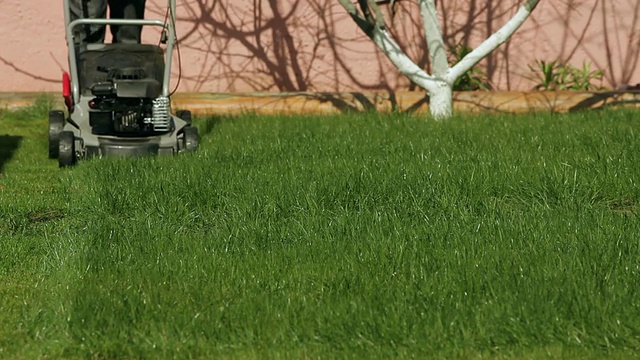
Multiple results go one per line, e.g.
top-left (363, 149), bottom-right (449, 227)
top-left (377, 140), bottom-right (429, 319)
top-left (0, 56), bottom-right (59, 85)
top-left (4, 0), bottom-right (514, 97)
top-left (142, 1), bottom-right (460, 113)
top-left (154, 0), bottom-right (535, 113)
top-left (151, 0), bottom-right (405, 94)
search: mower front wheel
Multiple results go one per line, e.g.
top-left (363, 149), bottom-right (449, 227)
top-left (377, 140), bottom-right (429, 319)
top-left (48, 110), bottom-right (65, 158)
top-left (182, 126), bottom-right (199, 152)
top-left (58, 131), bottom-right (76, 168)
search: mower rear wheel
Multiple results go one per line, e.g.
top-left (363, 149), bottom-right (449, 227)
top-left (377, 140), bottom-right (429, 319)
top-left (176, 110), bottom-right (192, 125)
top-left (183, 126), bottom-right (199, 152)
top-left (58, 131), bottom-right (76, 168)
top-left (48, 110), bottom-right (65, 158)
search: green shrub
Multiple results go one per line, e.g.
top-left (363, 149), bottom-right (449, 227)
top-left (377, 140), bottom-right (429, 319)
top-left (528, 60), bottom-right (605, 91)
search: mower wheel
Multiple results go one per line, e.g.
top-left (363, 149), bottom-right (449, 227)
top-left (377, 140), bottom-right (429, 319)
top-left (48, 110), bottom-right (65, 158)
top-left (183, 126), bottom-right (199, 152)
top-left (176, 110), bottom-right (192, 125)
top-left (58, 131), bottom-right (76, 168)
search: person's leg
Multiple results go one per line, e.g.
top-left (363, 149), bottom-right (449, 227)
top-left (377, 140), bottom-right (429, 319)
top-left (68, 0), bottom-right (108, 47)
top-left (108, 0), bottom-right (146, 44)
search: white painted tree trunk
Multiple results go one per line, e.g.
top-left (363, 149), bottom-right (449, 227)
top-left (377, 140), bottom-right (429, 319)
top-left (428, 81), bottom-right (453, 119)
top-left (339, 0), bottom-right (541, 119)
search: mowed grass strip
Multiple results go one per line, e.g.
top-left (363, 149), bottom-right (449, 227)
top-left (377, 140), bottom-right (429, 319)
top-left (1, 103), bottom-right (640, 359)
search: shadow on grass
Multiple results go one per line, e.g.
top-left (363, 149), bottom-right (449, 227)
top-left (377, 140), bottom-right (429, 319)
top-left (196, 115), bottom-right (224, 138)
top-left (0, 135), bottom-right (23, 174)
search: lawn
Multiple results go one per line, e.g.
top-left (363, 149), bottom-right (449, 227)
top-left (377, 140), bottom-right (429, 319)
top-left (1, 99), bottom-right (639, 359)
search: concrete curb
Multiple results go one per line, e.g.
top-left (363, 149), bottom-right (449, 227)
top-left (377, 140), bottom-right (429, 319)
top-left (1, 91), bottom-right (639, 115)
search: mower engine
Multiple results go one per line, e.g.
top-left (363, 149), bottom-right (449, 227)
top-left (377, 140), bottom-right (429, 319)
top-left (87, 66), bottom-right (170, 136)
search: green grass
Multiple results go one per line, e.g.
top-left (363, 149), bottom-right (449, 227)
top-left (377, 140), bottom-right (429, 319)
top-left (1, 100), bottom-right (640, 359)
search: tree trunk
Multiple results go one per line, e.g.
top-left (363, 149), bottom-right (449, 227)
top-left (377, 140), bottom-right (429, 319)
top-left (428, 81), bottom-right (453, 119)
top-left (338, 0), bottom-right (540, 120)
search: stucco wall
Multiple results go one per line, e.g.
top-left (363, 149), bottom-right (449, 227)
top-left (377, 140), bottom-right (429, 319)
top-left (0, 0), bottom-right (638, 93)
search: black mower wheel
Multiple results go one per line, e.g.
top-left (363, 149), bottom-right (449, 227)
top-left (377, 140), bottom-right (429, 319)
top-left (176, 110), bottom-right (192, 125)
top-left (183, 126), bottom-right (199, 152)
top-left (48, 110), bottom-right (65, 159)
top-left (58, 131), bottom-right (76, 168)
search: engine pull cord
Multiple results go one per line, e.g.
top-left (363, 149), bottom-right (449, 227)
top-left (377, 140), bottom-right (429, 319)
top-left (159, 5), bottom-right (182, 96)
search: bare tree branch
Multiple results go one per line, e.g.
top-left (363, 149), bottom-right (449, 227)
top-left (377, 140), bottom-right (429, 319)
top-left (337, 0), bottom-right (440, 92)
top-left (447, 0), bottom-right (540, 82)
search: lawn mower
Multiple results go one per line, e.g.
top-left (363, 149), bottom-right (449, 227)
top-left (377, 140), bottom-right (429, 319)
top-left (49, 0), bottom-right (198, 167)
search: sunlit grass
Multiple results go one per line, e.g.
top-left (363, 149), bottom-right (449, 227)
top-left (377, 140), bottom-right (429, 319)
top-left (1, 101), bottom-right (640, 358)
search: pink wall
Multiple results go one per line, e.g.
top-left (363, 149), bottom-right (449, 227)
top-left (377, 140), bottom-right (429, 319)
top-left (0, 0), bottom-right (638, 93)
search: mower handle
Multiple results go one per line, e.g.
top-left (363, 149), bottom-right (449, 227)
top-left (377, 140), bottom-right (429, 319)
top-left (68, 18), bottom-right (168, 30)
top-left (63, 0), bottom-right (177, 103)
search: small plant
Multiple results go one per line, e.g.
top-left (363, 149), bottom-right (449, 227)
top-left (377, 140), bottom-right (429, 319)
top-left (528, 60), bottom-right (605, 91)
top-left (449, 44), bottom-right (491, 91)
top-left (572, 61), bottom-right (606, 90)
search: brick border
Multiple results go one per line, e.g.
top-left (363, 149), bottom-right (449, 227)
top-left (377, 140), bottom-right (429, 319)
top-left (1, 91), bottom-right (639, 115)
